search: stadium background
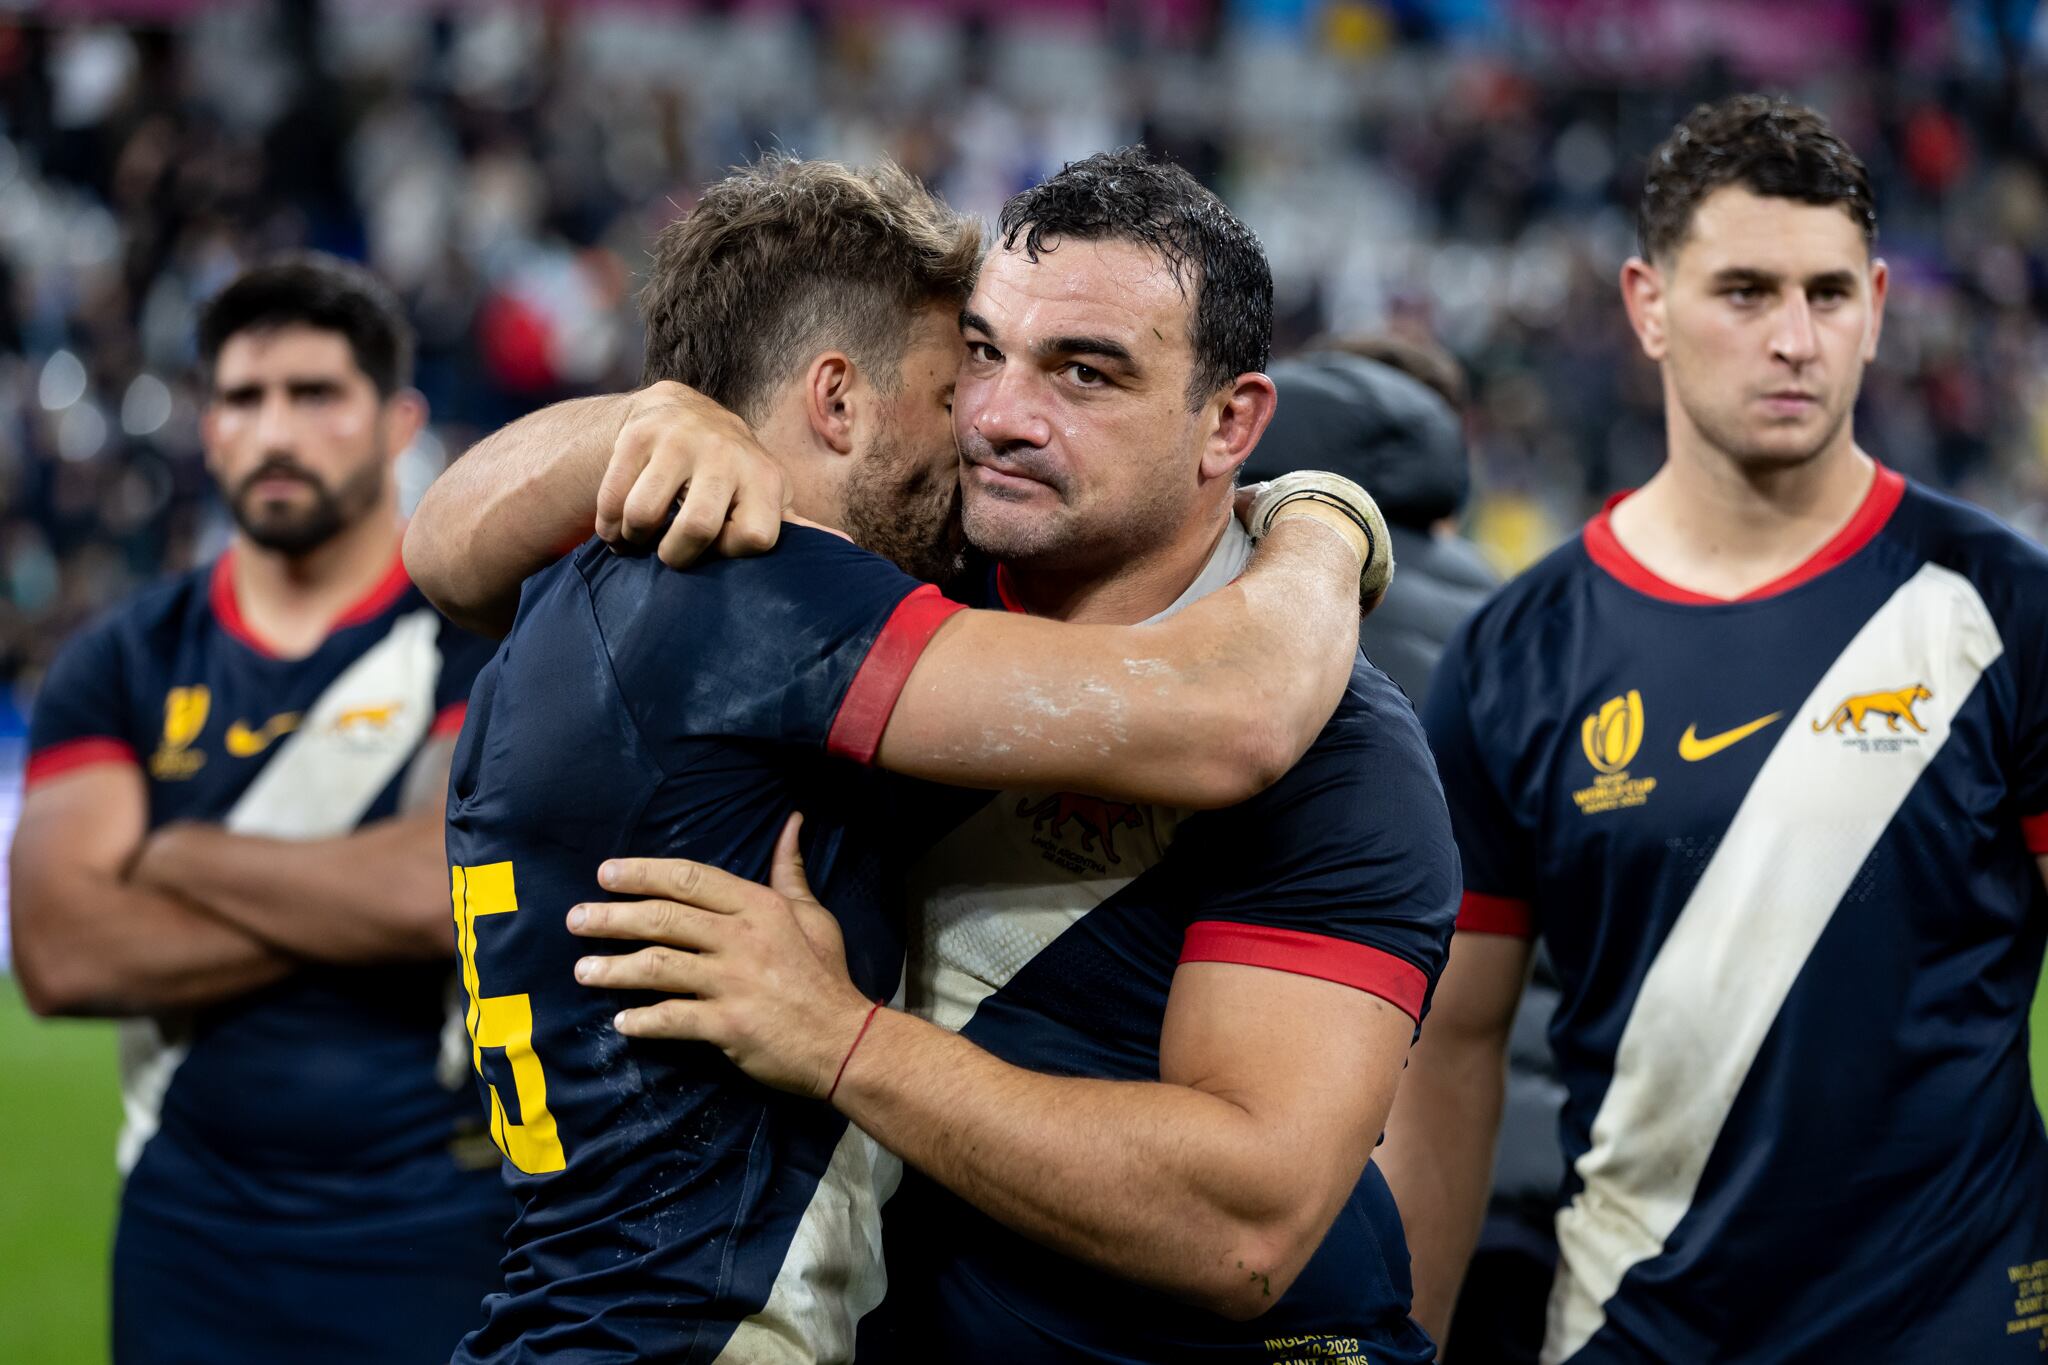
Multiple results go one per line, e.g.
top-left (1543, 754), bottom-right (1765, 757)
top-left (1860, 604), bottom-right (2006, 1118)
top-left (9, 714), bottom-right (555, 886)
top-left (0, 1), bottom-right (2043, 1359)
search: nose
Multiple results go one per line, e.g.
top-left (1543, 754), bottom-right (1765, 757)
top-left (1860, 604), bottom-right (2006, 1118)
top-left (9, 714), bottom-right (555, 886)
top-left (968, 361), bottom-right (1053, 452)
top-left (1769, 294), bottom-right (1820, 369)
top-left (252, 388), bottom-right (301, 454)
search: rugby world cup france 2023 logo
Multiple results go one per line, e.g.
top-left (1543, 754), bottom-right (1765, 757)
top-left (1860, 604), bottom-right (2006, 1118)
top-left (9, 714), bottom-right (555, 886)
top-left (1574, 689), bottom-right (1657, 814)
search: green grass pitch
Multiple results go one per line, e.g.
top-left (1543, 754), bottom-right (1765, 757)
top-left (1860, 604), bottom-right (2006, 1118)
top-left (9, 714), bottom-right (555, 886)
top-left (2, 964), bottom-right (2046, 1361)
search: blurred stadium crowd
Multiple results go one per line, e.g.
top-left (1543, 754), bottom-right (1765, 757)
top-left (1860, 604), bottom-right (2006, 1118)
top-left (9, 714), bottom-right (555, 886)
top-left (1, 0), bottom-right (2045, 727)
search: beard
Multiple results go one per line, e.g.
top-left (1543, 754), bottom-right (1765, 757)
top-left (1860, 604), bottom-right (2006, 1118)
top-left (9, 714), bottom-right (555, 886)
top-left (229, 452), bottom-right (387, 557)
top-left (842, 430), bottom-right (967, 586)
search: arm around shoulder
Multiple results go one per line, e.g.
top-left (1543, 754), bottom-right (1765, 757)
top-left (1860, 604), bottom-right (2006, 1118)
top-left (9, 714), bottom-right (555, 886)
top-left (874, 514), bottom-right (1367, 808)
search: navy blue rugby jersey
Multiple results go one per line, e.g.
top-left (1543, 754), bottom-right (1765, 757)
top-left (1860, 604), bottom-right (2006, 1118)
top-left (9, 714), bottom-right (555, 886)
top-left (1426, 465), bottom-right (2048, 1364)
top-left (444, 526), bottom-right (963, 1365)
top-left (25, 549), bottom-right (502, 1228)
top-left (876, 522), bottom-right (1460, 1365)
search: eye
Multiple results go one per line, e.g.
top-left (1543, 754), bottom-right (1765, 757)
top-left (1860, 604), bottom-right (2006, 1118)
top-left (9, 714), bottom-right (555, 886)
top-left (1723, 286), bottom-right (1763, 305)
top-left (1063, 362), bottom-right (1106, 387)
top-left (965, 341), bottom-right (1000, 364)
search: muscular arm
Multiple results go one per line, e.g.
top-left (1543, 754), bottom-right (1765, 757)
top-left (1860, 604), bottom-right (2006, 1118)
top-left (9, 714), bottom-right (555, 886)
top-left (127, 740), bottom-right (461, 964)
top-left (8, 765), bottom-right (292, 1017)
top-left (879, 513), bottom-right (1366, 808)
top-left (1372, 930), bottom-right (1533, 1347)
top-left (405, 385), bottom-right (784, 637)
top-left (573, 835), bottom-right (1417, 1321)
top-left (834, 965), bottom-right (1414, 1319)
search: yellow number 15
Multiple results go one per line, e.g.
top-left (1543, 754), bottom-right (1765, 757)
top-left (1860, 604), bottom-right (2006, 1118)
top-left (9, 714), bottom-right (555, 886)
top-left (451, 861), bottom-right (566, 1174)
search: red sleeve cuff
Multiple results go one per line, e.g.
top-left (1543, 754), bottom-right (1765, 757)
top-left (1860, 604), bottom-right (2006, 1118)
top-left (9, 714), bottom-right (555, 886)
top-left (24, 737), bottom-right (139, 789)
top-left (1179, 920), bottom-right (1429, 1021)
top-left (430, 702), bottom-right (468, 738)
top-left (1455, 891), bottom-right (1534, 938)
top-left (2023, 811), bottom-right (2048, 856)
top-left (825, 585), bottom-right (967, 764)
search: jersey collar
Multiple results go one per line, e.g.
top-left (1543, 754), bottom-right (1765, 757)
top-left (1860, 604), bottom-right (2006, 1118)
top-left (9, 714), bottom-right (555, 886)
top-left (1582, 462), bottom-right (1905, 606)
top-left (209, 545), bottom-right (414, 659)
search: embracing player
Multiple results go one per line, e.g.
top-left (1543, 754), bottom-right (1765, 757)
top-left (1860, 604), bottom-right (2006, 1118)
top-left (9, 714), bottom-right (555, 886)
top-left (415, 154), bottom-right (1391, 1363)
top-left (1378, 95), bottom-right (2048, 1363)
top-left (419, 148), bottom-right (1458, 1363)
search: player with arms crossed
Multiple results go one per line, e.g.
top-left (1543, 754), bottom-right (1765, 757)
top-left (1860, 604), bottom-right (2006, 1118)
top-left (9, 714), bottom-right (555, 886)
top-left (8, 256), bottom-right (506, 1363)
top-left (1378, 95), bottom-right (2048, 1363)
top-left (424, 148), bottom-right (1460, 1362)
top-left (415, 155), bottom-right (1389, 1364)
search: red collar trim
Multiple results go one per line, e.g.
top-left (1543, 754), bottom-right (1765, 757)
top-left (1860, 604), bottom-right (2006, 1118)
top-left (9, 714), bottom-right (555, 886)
top-left (1582, 464), bottom-right (1905, 606)
top-left (209, 546), bottom-right (414, 658)
top-left (993, 564), bottom-right (1028, 614)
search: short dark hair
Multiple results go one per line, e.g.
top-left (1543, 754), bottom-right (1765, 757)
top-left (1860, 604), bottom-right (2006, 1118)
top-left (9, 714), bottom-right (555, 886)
top-left (997, 146), bottom-right (1273, 408)
top-left (1639, 94), bottom-right (1876, 263)
top-left (198, 252), bottom-right (414, 396)
top-left (640, 154), bottom-right (983, 423)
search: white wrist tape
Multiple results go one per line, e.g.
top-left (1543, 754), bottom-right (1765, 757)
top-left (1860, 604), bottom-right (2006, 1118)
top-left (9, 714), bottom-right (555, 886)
top-left (1247, 470), bottom-right (1395, 603)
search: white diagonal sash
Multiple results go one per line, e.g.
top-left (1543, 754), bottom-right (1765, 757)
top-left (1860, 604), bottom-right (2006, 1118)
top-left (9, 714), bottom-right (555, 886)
top-left (116, 609), bottom-right (446, 1174)
top-left (1543, 563), bottom-right (2005, 1363)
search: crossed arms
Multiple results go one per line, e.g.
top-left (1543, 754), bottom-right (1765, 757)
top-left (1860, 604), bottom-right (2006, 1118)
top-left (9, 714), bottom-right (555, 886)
top-left (9, 742), bottom-right (458, 1018)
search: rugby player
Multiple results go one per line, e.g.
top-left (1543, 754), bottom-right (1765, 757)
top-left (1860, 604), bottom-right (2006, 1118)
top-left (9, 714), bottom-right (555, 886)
top-left (412, 154), bottom-right (1390, 1363)
top-left (426, 148), bottom-right (1460, 1362)
top-left (8, 255), bottom-right (507, 1363)
top-left (1375, 95), bottom-right (2048, 1362)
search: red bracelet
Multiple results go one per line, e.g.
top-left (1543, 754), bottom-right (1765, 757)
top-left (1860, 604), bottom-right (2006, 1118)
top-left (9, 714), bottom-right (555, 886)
top-left (827, 998), bottom-right (886, 1103)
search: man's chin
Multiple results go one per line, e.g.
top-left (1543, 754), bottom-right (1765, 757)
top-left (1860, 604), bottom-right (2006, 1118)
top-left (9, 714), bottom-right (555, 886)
top-left (235, 511), bottom-right (344, 557)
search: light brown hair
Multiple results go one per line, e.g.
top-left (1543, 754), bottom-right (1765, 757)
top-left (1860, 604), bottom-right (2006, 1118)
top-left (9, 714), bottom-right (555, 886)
top-left (640, 154), bottom-right (983, 422)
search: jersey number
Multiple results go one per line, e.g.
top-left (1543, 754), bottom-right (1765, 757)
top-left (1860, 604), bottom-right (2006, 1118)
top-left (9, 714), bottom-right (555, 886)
top-left (451, 861), bottom-right (567, 1174)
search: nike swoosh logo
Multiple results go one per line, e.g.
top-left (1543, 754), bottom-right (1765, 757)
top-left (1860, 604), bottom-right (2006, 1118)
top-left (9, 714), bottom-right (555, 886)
top-left (226, 714), bottom-right (300, 757)
top-left (1678, 712), bottom-right (1783, 762)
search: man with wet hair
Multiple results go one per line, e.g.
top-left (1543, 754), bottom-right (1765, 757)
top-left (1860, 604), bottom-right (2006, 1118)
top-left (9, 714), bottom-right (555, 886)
top-left (1381, 94), bottom-right (2048, 1363)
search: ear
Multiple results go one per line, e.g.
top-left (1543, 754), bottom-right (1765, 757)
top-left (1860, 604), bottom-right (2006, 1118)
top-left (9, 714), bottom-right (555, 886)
top-left (381, 389), bottom-right (428, 460)
top-left (1199, 372), bottom-right (1279, 484)
top-left (1620, 256), bottom-right (1668, 362)
top-left (1862, 257), bottom-right (1889, 363)
top-left (801, 353), bottom-right (860, 457)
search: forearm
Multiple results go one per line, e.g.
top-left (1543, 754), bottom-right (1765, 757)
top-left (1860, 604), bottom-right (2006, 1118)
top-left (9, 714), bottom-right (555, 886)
top-left (881, 517), bottom-right (1362, 807)
top-left (134, 815), bottom-right (454, 963)
top-left (1373, 1041), bottom-right (1509, 1345)
top-left (10, 872), bottom-right (291, 1017)
top-left (405, 393), bottom-right (632, 636)
top-left (835, 1009), bottom-right (1323, 1318)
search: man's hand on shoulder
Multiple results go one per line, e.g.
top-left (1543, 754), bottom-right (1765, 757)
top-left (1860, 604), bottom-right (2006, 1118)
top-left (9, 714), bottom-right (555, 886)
top-left (597, 381), bottom-right (791, 569)
top-left (566, 815), bottom-right (871, 1097)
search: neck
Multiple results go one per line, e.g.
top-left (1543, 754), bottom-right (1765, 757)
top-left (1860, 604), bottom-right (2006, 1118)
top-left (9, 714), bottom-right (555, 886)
top-left (1607, 408), bottom-right (1875, 601)
top-left (1004, 504), bottom-right (1231, 625)
top-left (230, 501), bottom-right (403, 658)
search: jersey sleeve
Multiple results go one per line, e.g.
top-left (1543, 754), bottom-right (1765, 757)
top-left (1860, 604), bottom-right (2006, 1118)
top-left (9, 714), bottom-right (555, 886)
top-left (2013, 590), bottom-right (2048, 858)
top-left (429, 617), bottom-right (498, 740)
top-left (1421, 622), bottom-right (1540, 937)
top-left (24, 616), bottom-right (141, 789)
top-left (590, 528), bottom-right (964, 766)
top-left (1169, 669), bottom-right (1461, 1023)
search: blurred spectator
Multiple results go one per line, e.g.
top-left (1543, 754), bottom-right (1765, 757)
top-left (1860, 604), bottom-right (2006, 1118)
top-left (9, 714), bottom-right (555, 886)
top-left (0, 0), bottom-right (2042, 724)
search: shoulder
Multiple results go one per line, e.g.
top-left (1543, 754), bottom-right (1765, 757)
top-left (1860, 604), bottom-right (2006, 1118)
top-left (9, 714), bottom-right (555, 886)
top-left (577, 526), bottom-right (909, 619)
top-left (54, 564), bottom-right (210, 668)
top-left (1241, 655), bottom-right (1448, 825)
top-left (1884, 479), bottom-right (2048, 627)
top-left (1438, 532), bottom-right (1596, 694)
